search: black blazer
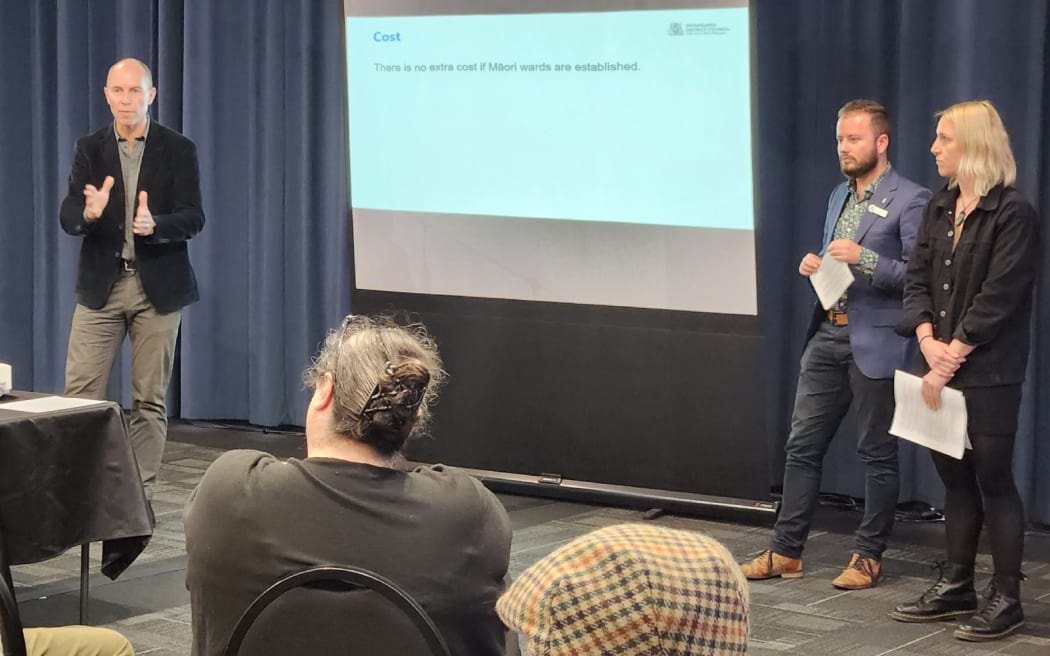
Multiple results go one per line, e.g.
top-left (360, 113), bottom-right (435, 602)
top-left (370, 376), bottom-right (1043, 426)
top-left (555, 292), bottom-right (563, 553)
top-left (60, 122), bottom-right (205, 313)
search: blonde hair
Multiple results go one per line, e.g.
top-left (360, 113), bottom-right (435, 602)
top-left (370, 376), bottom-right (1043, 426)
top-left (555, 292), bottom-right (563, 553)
top-left (937, 100), bottom-right (1016, 196)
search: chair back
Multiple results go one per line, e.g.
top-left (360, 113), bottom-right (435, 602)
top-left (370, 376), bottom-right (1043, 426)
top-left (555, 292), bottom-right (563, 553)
top-left (0, 566), bottom-right (27, 656)
top-left (223, 565), bottom-right (451, 656)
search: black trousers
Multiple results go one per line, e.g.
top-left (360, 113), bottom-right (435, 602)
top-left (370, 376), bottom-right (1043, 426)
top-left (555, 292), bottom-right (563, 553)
top-left (930, 384), bottom-right (1024, 576)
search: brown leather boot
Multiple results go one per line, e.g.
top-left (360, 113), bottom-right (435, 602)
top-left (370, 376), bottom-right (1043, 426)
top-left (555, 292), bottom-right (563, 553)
top-left (832, 553), bottom-right (881, 590)
top-left (739, 550), bottom-right (803, 580)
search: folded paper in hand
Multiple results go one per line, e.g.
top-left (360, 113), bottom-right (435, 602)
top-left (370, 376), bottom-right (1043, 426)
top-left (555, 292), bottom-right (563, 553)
top-left (810, 252), bottom-right (855, 310)
top-left (889, 370), bottom-right (970, 459)
top-left (0, 362), bottom-right (11, 397)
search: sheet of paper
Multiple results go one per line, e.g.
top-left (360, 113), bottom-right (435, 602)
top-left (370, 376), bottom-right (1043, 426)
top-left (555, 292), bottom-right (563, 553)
top-left (810, 252), bottom-right (855, 310)
top-left (0, 395), bottom-right (107, 414)
top-left (0, 362), bottom-right (11, 395)
top-left (889, 370), bottom-right (969, 459)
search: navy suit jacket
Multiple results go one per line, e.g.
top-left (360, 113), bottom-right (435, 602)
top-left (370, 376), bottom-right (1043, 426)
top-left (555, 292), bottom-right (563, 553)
top-left (60, 122), bottom-right (204, 314)
top-left (805, 167), bottom-right (931, 378)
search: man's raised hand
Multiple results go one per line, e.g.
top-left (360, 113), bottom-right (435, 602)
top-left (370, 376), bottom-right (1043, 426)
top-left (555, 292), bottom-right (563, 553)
top-left (83, 176), bottom-right (115, 221)
top-left (132, 190), bottom-right (155, 236)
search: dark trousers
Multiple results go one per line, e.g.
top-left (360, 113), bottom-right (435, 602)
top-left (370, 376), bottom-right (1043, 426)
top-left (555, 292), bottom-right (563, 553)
top-left (931, 431), bottom-right (1024, 576)
top-left (772, 322), bottom-right (899, 560)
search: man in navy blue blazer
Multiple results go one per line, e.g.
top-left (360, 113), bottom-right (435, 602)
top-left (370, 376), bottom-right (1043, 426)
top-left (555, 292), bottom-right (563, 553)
top-left (742, 100), bottom-right (931, 589)
top-left (60, 58), bottom-right (204, 496)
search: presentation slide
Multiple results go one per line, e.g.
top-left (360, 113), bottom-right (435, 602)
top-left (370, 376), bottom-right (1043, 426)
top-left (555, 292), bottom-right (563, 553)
top-left (345, 0), bottom-right (757, 315)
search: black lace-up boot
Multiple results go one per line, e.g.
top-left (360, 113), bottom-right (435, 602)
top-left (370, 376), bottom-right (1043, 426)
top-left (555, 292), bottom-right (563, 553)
top-left (891, 562), bottom-right (977, 622)
top-left (979, 576), bottom-right (995, 602)
top-left (954, 574), bottom-right (1023, 641)
top-left (976, 571), bottom-right (1025, 603)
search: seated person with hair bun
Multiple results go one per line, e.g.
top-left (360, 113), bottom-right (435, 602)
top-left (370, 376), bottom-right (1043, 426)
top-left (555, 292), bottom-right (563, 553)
top-left (183, 315), bottom-right (513, 656)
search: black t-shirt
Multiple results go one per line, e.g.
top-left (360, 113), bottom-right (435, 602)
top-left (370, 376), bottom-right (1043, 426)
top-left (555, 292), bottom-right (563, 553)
top-left (184, 450), bottom-right (512, 656)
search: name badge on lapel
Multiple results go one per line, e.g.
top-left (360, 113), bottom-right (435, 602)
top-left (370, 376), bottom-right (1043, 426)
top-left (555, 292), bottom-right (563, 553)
top-left (869, 204), bottom-right (888, 218)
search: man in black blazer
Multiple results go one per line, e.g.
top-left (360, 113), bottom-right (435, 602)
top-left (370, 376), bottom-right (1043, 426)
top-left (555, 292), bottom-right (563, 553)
top-left (59, 57), bottom-right (204, 494)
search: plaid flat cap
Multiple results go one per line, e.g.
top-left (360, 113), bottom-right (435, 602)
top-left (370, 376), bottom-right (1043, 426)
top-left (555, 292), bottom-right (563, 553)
top-left (497, 523), bottom-right (749, 655)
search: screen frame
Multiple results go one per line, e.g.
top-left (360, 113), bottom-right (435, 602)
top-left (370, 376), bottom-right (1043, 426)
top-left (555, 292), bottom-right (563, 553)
top-left (340, 0), bottom-right (770, 504)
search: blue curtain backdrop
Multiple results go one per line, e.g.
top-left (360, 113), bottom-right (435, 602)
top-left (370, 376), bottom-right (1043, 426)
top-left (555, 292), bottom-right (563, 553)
top-left (0, 0), bottom-right (350, 428)
top-left (756, 0), bottom-right (1050, 523)
top-left (0, 1), bottom-right (1047, 521)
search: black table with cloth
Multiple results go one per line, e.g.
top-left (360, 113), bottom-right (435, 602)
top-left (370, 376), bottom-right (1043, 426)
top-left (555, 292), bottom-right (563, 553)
top-left (0, 390), bottom-right (153, 623)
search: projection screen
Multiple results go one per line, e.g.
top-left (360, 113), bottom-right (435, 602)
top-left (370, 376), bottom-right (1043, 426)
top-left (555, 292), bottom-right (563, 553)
top-left (342, 0), bottom-right (769, 509)
top-left (345, 0), bottom-right (756, 315)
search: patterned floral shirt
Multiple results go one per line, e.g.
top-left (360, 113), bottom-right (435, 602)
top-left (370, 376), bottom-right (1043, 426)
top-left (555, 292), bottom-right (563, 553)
top-left (832, 166), bottom-right (887, 310)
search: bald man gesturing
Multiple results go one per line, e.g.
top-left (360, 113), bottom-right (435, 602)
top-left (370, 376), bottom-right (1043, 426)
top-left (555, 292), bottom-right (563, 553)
top-left (60, 57), bottom-right (205, 496)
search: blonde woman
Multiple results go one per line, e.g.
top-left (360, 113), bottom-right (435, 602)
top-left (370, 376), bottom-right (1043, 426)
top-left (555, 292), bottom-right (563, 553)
top-left (892, 100), bottom-right (1040, 641)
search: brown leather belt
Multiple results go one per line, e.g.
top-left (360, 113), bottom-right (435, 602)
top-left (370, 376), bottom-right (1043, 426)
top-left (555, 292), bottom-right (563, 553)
top-left (826, 310), bottom-right (848, 326)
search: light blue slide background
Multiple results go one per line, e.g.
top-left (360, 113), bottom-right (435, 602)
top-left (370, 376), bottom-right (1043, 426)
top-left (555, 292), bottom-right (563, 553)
top-left (346, 9), bottom-right (754, 230)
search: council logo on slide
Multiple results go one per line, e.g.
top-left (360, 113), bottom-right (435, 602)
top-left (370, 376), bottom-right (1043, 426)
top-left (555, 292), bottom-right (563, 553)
top-left (668, 22), bottom-right (684, 36)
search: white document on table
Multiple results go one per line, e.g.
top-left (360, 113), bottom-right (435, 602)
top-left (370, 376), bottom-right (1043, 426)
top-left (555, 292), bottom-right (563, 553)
top-left (889, 370), bottom-right (970, 459)
top-left (0, 395), bottom-right (106, 413)
top-left (810, 252), bottom-right (855, 310)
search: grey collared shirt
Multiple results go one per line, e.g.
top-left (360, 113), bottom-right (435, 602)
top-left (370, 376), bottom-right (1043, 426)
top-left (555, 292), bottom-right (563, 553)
top-left (115, 120), bottom-right (150, 261)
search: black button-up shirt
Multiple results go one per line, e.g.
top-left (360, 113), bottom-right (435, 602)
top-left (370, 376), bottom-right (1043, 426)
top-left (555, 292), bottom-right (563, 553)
top-left (899, 183), bottom-right (1041, 388)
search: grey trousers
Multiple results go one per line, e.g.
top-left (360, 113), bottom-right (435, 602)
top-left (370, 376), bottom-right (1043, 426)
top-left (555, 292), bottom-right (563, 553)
top-left (65, 270), bottom-right (181, 491)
